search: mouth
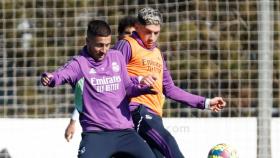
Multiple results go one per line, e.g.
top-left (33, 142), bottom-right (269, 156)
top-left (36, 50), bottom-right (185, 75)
top-left (146, 41), bottom-right (154, 45)
top-left (146, 43), bottom-right (154, 48)
top-left (95, 54), bottom-right (105, 61)
top-left (98, 54), bottom-right (105, 59)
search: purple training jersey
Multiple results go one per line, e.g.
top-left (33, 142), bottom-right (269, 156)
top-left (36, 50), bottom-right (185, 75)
top-left (45, 46), bottom-right (151, 132)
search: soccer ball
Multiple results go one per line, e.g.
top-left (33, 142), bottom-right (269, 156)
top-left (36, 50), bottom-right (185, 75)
top-left (208, 143), bottom-right (238, 158)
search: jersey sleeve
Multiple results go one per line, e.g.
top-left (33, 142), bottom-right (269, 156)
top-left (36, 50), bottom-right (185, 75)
top-left (117, 53), bottom-right (152, 97)
top-left (113, 40), bottom-right (132, 64)
top-left (49, 57), bottom-right (81, 87)
top-left (162, 60), bottom-right (206, 109)
top-left (71, 108), bottom-right (80, 121)
top-left (114, 40), bottom-right (140, 84)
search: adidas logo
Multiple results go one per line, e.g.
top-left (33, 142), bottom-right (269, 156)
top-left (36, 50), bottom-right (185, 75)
top-left (89, 68), bottom-right (96, 74)
top-left (78, 146), bottom-right (86, 155)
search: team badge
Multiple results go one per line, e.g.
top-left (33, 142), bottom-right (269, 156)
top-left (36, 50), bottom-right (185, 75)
top-left (112, 62), bottom-right (120, 72)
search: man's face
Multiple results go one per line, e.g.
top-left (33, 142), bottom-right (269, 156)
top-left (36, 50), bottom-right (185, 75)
top-left (119, 26), bottom-right (136, 40)
top-left (86, 35), bottom-right (111, 62)
top-left (136, 23), bottom-right (160, 49)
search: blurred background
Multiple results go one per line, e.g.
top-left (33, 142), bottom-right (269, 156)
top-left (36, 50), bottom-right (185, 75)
top-left (0, 0), bottom-right (280, 158)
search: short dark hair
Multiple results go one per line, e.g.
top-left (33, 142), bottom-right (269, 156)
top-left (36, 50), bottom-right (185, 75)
top-left (117, 16), bottom-right (137, 35)
top-left (87, 20), bottom-right (111, 38)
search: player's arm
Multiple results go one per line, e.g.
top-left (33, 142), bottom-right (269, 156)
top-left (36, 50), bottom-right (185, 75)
top-left (113, 40), bottom-right (132, 64)
top-left (113, 40), bottom-right (140, 84)
top-left (162, 60), bottom-right (205, 109)
top-left (162, 60), bottom-right (225, 111)
top-left (117, 53), bottom-right (157, 97)
top-left (41, 58), bottom-right (81, 87)
top-left (64, 109), bottom-right (79, 142)
top-left (123, 71), bottom-right (157, 97)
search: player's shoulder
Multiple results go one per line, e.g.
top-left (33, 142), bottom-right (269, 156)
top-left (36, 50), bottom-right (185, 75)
top-left (68, 54), bottom-right (85, 65)
top-left (114, 39), bottom-right (130, 49)
top-left (72, 54), bottom-right (83, 60)
top-left (107, 49), bottom-right (124, 58)
top-left (72, 50), bottom-right (91, 62)
top-left (107, 49), bottom-right (127, 64)
top-left (123, 35), bottom-right (133, 41)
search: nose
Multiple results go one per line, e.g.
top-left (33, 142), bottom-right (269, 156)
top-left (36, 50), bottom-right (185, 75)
top-left (100, 45), bottom-right (109, 54)
top-left (149, 33), bottom-right (156, 42)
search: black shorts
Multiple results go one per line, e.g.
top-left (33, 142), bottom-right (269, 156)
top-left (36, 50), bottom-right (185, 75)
top-left (77, 129), bottom-right (155, 158)
top-left (132, 105), bottom-right (184, 158)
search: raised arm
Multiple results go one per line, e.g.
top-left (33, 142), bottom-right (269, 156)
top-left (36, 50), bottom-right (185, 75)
top-left (162, 60), bottom-right (226, 111)
top-left (162, 60), bottom-right (206, 109)
top-left (41, 58), bottom-right (81, 87)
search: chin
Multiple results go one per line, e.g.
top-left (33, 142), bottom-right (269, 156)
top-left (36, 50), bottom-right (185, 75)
top-left (146, 43), bottom-right (154, 47)
top-left (98, 56), bottom-right (105, 61)
top-left (146, 45), bottom-right (153, 49)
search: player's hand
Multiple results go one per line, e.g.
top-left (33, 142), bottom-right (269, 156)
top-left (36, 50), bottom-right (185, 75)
top-left (41, 73), bottom-right (53, 86)
top-left (209, 97), bottom-right (226, 112)
top-left (64, 119), bottom-right (76, 142)
top-left (139, 85), bottom-right (158, 95)
top-left (140, 75), bottom-right (157, 87)
top-left (145, 86), bottom-right (158, 95)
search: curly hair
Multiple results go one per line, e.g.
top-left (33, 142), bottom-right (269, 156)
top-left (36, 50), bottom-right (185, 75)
top-left (138, 7), bottom-right (162, 25)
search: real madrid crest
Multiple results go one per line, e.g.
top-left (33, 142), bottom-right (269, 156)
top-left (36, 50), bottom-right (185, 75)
top-left (112, 62), bottom-right (120, 72)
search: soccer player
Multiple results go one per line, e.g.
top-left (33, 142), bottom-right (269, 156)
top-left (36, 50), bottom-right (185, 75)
top-left (41, 20), bottom-right (156, 158)
top-left (117, 16), bottom-right (137, 40)
top-left (113, 7), bottom-right (226, 158)
top-left (64, 16), bottom-right (138, 142)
